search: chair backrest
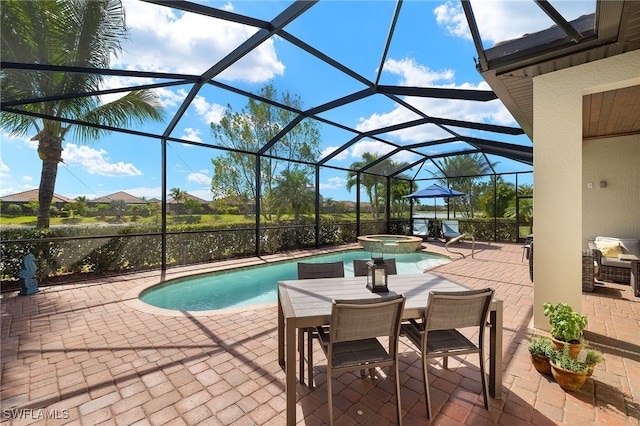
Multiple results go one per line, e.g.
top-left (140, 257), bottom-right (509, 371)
top-left (413, 218), bottom-right (429, 236)
top-left (353, 258), bottom-right (398, 276)
top-left (297, 261), bottom-right (345, 279)
top-left (424, 288), bottom-right (494, 332)
top-left (442, 220), bottom-right (460, 235)
top-left (330, 295), bottom-right (405, 344)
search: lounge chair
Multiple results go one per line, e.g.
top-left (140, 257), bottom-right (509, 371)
top-left (442, 220), bottom-right (461, 241)
top-left (317, 295), bottom-right (406, 425)
top-left (412, 218), bottom-right (430, 239)
top-left (297, 261), bottom-right (345, 388)
top-left (401, 288), bottom-right (494, 420)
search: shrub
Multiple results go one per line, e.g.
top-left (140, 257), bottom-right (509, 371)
top-left (543, 302), bottom-right (587, 343)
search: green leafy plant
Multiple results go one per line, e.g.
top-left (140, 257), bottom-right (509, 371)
top-left (584, 349), bottom-right (603, 365)
top-left (543, 302), bottom-right (588, 343)
top-left (551, 344), bottom-right (588, 373)
top-left (528, 336), bottom-right (555, 358)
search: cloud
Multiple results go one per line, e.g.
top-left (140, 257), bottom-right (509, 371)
top-left (187, 171), bottom-right (211, 185)
top-left (63, 144), bottom-right (143, 177)
top-left (383, 58), bottom-right (455, 86)
top-left (117, 0), bottom-right (285, 82)
top-left (192, 96), bottom-right (225, 125)
top-left (320, 145), bottom-right (349, 161)
top-left (180, 128), bottom-right (203, 143)
top-left (0, 131), bottom-right (37, 150)
top-left (350, 140), bottom-right (396, 158)
top-left (433, 1), bottom-right (472, 40)
top-left (320, 176), bottom-right (346, 191)
top-left (434, 0), bottom-right (595, 46)
top-left (356, 57), bottom-right (516, 143)
top-left (0, 158), bottom-right (9, 176)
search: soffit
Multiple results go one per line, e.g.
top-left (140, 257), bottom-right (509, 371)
top-left (583, 85), bottom-right (640, 140)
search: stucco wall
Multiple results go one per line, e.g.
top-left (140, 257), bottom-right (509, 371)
top-left (532, 50), bottom-right (640, 330)
top-left (583, 135), bottom-right (640, 243)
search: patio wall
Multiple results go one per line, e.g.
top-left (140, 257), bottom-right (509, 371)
top-left (583, 134), bottom-right (640, 241)
top-left (532, 49), bottom-right (640, 330)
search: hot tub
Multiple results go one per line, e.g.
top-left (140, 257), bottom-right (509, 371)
top-left (357, 234), bottom-right (423, 254)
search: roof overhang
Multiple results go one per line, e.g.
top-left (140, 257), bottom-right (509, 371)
top-left (463, 0), bottom-right (640, 139)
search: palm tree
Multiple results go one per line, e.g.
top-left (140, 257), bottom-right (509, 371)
top-left (435, 154), bottom-right (498, 218)
top-left (169, 187), bottom-right (187, 215)
top-left (346, 153), bottom-right (384, 219)
top-left (1, 0), bottom-right (164, 228)
top-left (346, 153), bottom-right (410, 220)
top-left (270, 169), bottom-right (315, 223)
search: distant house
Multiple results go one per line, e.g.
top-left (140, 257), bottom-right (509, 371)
top-left (167, 193), bottom-right (209, 205)
top-left (0, 189), bottom-right (73, 211)
top-left (167, 192), bottom-right (209, 213)
top-left (90, 191), bottom-right (148, 206)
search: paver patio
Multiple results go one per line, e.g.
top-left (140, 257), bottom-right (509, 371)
top-left (1, 241), bottom-right (638, 425)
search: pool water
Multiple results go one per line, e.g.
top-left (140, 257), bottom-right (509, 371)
top-left (140, 250), bottom-right (450, 311)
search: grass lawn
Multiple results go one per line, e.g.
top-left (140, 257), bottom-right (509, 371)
top-left (0, 213), bottom-right (368, 228)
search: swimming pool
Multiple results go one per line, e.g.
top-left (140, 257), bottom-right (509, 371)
top-left (139, 250), bottom-right (450, 311)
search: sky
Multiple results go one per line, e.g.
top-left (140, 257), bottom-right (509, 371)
top-left (0, 0), bottom-right (596, 203)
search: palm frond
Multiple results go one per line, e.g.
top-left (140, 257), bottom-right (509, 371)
top-left (74, 89), bottom-right (165, 140)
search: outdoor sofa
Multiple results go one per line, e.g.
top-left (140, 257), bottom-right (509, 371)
top-left (583, 236), bottom-right (640, 288)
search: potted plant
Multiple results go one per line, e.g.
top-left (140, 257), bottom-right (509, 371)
top-left (528, 336), bottom-right (555, 375)
top-left (584, 349), bottom-right (603, 376)
top-left (549, 344), bottom-right (589, 392)
top-left (542, 302), bottom-right (588, 358)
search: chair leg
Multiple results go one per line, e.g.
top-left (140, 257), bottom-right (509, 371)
top-left (307, 330), bottom-right (314, 389)
top-left (479, 351), bottom-right (490, 410)
top-left (423, 355), bottom-right (432, 421)
top-left (298, 328), bottom-right (305, 385)
top-left (394, 363), bottom-right (403, 426)
top-left (328, 370), bottom-right (334, 426)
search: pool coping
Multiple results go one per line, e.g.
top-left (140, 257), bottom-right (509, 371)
top-left (122, 244), bottom-right (451, 317)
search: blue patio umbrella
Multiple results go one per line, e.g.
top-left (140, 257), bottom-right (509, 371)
top-left (405, 184), bottom-right (466, 218)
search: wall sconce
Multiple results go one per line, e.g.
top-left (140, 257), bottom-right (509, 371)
top-left (366, 257), bottom-right (389, 293)
top-left (599, 181), bottom-right (607, 188)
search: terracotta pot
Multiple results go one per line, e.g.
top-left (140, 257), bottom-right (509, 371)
top-left (530, 352), bottom-right (552, 375)
top-left (550, 361), bottom-right (588, 392)
top-left (550, 336), bottom-right (583, 359)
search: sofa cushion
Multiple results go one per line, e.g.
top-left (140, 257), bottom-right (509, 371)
top-left (594, 236), bottom-right (640, 270)
top-left (601, 257), bottom-right (632, 268)
top-left (594, 240), bottom-right (623, 258)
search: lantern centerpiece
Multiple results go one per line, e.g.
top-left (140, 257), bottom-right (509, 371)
top-left (366, 256), bottom-right (389, 293)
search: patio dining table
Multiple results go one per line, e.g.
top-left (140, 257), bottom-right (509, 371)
top-left (277, 273), bottom-right (503, 426)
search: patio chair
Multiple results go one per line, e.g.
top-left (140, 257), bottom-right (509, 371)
top-left (442, 220), bottom-right (462, 241)
top-left (401, 288), bottom-right (494, 420)
top-left (522, 234), bottom-right (533, 262)
top-left (317, 294), bottom-right (406, 425)
top-left (528, 241), bottom-right (534, 282)
top-left (297, 261), bottom-right (345, 388)
top-left (353, 258), bottom-right (398, 276)
top-left (412, 218), bottom-right (430, 239)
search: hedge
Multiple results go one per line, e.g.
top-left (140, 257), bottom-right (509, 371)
top-left (1, 217), bottom-right (519, 287)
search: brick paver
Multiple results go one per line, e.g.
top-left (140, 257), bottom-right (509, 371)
top-left (1, 241), bottom-right (638, 425)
